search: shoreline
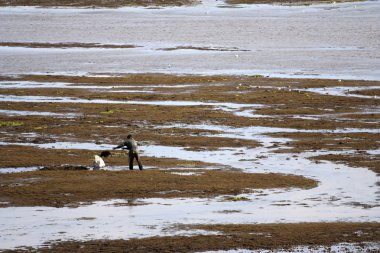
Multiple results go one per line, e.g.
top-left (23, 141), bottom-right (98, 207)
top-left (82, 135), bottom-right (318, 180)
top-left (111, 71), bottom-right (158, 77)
top-left (1, 0), bottom-right (379, 249)
top-left (0, 0), bottom-right (370, 8)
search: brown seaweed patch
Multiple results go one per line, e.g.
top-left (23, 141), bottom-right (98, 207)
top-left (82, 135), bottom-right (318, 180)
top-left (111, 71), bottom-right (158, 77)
top-left (0, 0), bottom-right (199, 7)
top-left (352, 89), bottom-right (380, 97)
top-left (0, 42), bottom-right (140, 49)
top-left (158, 46), bottom-right (250, 52)
top-left (11, 223), bottom-right (380, 252)
top-left (0, 170), bottom-right (317, 207)
top-left (39, 165), bottom-right (90, 171)
top-left (311, 153), bottom-right (380, 174)
top-left (225, 0), bottom-right (353, 5)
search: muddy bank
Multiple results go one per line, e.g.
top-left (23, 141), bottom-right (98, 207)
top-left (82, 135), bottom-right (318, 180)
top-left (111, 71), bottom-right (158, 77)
top-left (0, 0), bottom-right (361, 8)
top-left (0, 42), bottom-right (139, 49)
top-left (0, 170), bottom-right (317, 207)
top-left (0, 0), bottom-right (199, 7)
top-left (0, 74), bottom-right (379, 250)
top-left (1, 75), bottom-right (379, 132)
top-left (0, 145), bottom-right (216, 169)
top-left (4, 223), bottom-right (379, 252)
top-left (312, 153), bottom-right (380, 174)
top-left (226, 0), bottom-right (349, 5)
top-left (269, 132), bottom-right (380, 174)
top-left (271, 132), bottom-right (380, 153)
top-left (1, 74), bottom-right (379, 172)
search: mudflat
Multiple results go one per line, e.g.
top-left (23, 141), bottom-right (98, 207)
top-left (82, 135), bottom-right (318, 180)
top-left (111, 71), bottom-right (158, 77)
top-left (4, 223), bottom-right (379, 252)
top-left (1, 74), bottom-right (378, 175)
top-left (0, 170), bottom-right (316, 207)
top-left (0, 0), bottom-right (200, 7)
top-left (0, 74), bottom-right (379, 251)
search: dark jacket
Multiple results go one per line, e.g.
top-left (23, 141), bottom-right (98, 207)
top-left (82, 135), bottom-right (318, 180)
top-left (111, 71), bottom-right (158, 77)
top-left (115, 138), bottom-right (138, 152)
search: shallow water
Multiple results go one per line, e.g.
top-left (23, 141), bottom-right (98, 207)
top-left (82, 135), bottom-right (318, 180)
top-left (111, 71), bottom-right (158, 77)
top-left (0, 1), bottom-right (379, 80)
top-left (0, 121), bottom-right (379, 249)
top-left (1, 92), bottom-right (380, 121)
top-left (0, 109), bottom-right (80, 118)
top-left (0, 94), bottom-right (265, 117)
top-left (299, 86), bottom-right (380, 100)
top-left (0, 80), bottom-right (200, 90)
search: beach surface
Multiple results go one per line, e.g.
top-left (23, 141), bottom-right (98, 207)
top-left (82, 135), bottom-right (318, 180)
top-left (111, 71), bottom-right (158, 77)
top-left (0, 1), bottom-right (379, 252)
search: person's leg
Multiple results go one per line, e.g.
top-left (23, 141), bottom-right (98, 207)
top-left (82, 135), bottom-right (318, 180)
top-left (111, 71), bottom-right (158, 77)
top-left (128, 152), bottom-right (134, 170)
top-left (134, 152), bottom-right (143, 170)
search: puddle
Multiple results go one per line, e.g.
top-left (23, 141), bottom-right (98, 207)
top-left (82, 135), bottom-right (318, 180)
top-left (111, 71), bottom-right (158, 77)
top-left (0, 141), bottom-right (114, 151)
top-left (0, 166), bottom-right (40, 174)
top-left (170, 171), bottom-right (204, 176)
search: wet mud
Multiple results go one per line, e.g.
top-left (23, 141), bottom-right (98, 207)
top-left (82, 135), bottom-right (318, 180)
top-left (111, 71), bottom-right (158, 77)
top-left (0, 170), bottom-right (316, 207)
top-left (226, 0), bottom-right (345, 5)
top-left (0, 0), bottom-right (359, 8)
top-left (4, 223), bottom-right (379, 252)
top-left (0, 74), bottom-right (379, 251)
top-left (1, 74), bottom-right (379, 177)
top-left (1, 0), bottom-right (380, 250)
top-left (158, 45), bottom-right (250, 52)
top-left (0, 0), bottom-right (199, 7)
top-left (0, 42), bottom-right (139, 49)
top-left (0, 145), bottom-right (216, 169)
top-left (270, 132), bottom-right (380, 173)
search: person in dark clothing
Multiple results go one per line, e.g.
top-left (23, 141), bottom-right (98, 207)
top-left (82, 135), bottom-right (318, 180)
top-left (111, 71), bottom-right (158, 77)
top-left (113, 134), bottom-right (143, 170)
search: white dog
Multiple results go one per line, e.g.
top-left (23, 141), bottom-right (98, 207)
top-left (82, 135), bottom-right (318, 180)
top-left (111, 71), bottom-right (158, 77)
top-left (93, 155), bottom-right (106, 170)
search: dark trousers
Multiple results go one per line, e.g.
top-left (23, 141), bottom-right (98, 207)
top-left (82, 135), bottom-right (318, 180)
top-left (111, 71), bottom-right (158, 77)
top-left (129, 151), bottom-right (143, 170)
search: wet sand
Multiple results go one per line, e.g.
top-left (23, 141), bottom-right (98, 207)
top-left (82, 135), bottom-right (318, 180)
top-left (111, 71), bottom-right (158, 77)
top-left (0, 170), bottom-right (316, 207)
top-left (0, 74), bottom-right (379, 250)
top-left (0, 0), bottom-right (354, 8)
top-left (1, 1), bottom-right (379, 251)
top-left (3, 223), bottom-right (379, 252)
top-left (0, 0), bottom-right (199, 7)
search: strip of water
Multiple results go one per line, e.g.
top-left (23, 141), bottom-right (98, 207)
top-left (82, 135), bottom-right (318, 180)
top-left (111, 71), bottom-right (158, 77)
top-left (0, 109), bottom-right (80, 118)
top-left (0, 94), bottom-right (265, 117)
top-left (0, 80), bottom-right (201, 89)
top-left (298, 86), bottom-right (380, 100)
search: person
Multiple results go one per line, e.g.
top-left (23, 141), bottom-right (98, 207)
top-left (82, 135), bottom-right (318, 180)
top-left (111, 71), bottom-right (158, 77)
top-left (113, 134), bottom-right (143, 170)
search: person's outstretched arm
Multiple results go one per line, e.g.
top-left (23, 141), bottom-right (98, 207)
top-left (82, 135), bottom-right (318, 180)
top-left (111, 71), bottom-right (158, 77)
top-left (113, 143), bottom-right (125, 150)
